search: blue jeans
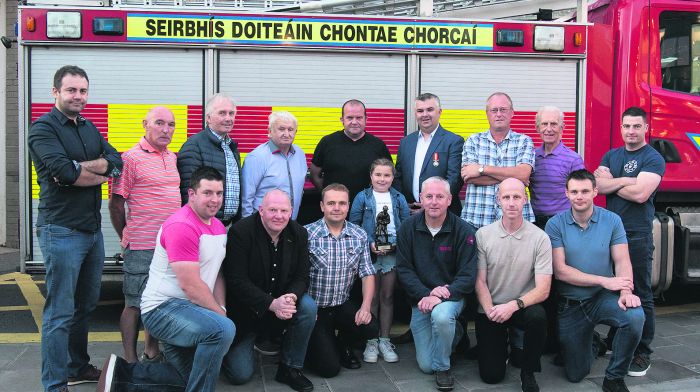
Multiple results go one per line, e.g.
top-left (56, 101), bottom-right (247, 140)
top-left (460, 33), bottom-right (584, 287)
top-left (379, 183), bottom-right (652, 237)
top-left (110, 298), bottom-right (235, 392)
top-left (411, 299), bottom-right (464, 374)
top-left (221, 294), bottom-right (317, 384)
top-left (38, 224), bottom-right (104, 392)
top-left (558, 290), bottom-right (644, 381)
top-left (606, 232), bottom-right (655, 357)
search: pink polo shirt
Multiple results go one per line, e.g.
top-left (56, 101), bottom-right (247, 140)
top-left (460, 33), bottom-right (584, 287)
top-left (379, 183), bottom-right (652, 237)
top-left (111, 138), bottom-right (181, 250)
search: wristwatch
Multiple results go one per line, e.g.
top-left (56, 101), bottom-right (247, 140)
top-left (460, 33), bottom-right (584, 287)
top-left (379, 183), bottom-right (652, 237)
top-left (478, 165), bottom-right (485, 176)
top-left (516, 298), bottom-right (525, 310)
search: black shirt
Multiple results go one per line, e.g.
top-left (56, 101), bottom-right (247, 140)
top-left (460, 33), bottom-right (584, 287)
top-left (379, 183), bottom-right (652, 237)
top-left (28, 107), bottom-right (123, 232)
top-left (311, 130), bottom-right (391, 200)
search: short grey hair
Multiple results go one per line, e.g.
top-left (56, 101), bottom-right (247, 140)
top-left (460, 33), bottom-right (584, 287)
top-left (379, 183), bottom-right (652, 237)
top-left (416, 92), bottom-right (441, 109)
top-left (205, 93), bottom-right (237, 117)
top-left (421, 176), bottom-right (450, 195)
top-left (268, 111), bottom-right (298, 131)
top-left (535, 106), bottom-right (564, 128)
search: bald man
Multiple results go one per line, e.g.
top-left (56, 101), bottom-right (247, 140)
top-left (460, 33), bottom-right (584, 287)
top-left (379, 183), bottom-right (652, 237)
top-left (109, 106), bottom-right (181, 363)
top-left (222, 190), bottom-right (317, 391)
top-left (474, 178), bottom-right (552, 391)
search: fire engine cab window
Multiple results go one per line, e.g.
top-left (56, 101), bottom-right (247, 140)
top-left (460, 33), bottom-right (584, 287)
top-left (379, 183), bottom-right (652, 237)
top-left (659, 11), bottom-right (700, 94)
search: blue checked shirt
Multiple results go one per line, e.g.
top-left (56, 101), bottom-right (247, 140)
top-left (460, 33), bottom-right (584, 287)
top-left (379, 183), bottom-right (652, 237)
top-left (460, 129), bottom-right (535, 228)
top-left (210, 129), bottom-right (240, 220)
top-left (305, 218), bottom-right (375, 308)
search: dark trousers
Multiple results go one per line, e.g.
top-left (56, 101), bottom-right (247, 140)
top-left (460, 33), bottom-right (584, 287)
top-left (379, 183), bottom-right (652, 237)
top-left (475, 304), bottom-right (547, 384)
top-left (306, 300), bottom-right (379, 378)
top-left (535, 214), bottom-right (559, 353)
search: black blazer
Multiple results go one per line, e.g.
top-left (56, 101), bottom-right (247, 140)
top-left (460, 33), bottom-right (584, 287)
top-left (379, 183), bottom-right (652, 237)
top-left (394, 125), bottom-right (464, 214)
top-left (223, 213), bottom-right (310, 337)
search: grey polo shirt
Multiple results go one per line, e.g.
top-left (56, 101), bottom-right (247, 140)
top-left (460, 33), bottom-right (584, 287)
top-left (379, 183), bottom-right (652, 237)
top-left (545, 206), bottom-right (627, 300)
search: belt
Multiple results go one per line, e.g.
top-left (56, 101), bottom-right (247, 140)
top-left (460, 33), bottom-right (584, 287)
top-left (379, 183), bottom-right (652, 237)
top-left (559, 297), bottom-right (587, 306)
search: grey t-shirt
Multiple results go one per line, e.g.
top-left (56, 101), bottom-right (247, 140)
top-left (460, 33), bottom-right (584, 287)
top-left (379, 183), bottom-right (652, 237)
top-left (476, 220), bottom-right (552, 313)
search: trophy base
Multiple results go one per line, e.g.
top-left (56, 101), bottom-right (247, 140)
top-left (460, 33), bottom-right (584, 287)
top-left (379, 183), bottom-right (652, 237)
top-left (376, 244), bottom-right (395, 252)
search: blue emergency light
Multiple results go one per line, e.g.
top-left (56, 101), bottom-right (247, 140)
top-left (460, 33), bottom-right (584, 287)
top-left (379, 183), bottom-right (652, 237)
top-left (93, 18), bottom-right (124, 36)
top-left (496, 29), bottom-right (524, 47)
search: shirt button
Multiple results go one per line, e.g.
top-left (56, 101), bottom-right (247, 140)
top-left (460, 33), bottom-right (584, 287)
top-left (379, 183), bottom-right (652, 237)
top-left (273, 264), bottom-right (277, 267)
top-left (272, 278), bottom-right (275, 281)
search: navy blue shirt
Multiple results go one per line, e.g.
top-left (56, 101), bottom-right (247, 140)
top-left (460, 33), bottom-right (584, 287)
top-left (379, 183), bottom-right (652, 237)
top-left (396, 211), bottom-right (477, 303)
top-left (28, 107), bottom-right (122, 232)
top-left (601, 144), bottom-right (665, 233)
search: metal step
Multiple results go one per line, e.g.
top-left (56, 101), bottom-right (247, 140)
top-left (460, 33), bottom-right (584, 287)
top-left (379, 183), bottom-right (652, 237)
top-left (667, 207), bottom-right (700, 284)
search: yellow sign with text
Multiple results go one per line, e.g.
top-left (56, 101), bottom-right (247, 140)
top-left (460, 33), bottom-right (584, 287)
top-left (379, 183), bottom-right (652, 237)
top-left (127, 14), bottom-right (494, 50)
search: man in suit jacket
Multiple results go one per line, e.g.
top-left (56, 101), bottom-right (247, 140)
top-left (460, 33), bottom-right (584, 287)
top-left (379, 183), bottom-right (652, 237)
top-left (221, 189), bottom-right (317, 392)
top-left (395, 93), bottom-right (464, 215)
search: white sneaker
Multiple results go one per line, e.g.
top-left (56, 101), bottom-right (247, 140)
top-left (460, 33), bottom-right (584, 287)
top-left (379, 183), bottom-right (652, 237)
top-left (378, 338), bottom-right (399, 363)
top-left (363, 339), bottom-right (379, 363)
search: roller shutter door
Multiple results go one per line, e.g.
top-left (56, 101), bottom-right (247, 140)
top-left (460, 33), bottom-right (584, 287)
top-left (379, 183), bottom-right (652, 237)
top-left (419, 55), bottom-right (579, 147)
top-left (29, 47), bottom-right (204, 263)
top-left (217, 50), bottom-right (407, 160)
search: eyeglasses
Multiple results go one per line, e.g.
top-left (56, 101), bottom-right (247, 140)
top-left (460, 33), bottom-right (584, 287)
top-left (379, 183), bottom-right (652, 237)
top-left (621, 124), bottom-right (645, 130)
top-left (488, 107), bottom-right (511, 114)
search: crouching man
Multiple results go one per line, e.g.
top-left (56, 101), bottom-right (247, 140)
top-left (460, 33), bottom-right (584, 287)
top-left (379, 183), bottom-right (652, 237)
top-left (396, 177), bottom-right (477, 391)
top-left (474, 178), bottom-right (552, 392)
top-left (545, 169), bottom-right (644, 392)
top-left (98, 167), bottom-right (234, 392)
top-left (222, 189), bottom-right (317, 391)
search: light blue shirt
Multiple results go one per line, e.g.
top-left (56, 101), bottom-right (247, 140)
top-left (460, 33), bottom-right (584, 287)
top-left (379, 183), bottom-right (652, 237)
top-left (241, 141), bottom-right (307, 219)
top-left (545, 206), bottom-right (627, 300)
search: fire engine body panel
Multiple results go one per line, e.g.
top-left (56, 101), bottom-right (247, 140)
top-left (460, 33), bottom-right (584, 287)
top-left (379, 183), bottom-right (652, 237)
top-left (15, 1), bottom-right (699, 289)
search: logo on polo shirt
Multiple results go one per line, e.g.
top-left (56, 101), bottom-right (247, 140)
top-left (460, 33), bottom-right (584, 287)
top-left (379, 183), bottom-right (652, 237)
top-left (624, 160), bottom-right (638, 174)
top-left (466, 235), bottom-right (475, 245)
top-left (439, 246), bottom-right (452, 251)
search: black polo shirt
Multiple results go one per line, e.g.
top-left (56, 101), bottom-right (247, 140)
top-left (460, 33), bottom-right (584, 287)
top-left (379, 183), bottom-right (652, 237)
top-left (28, 107), bottom-right (123, 232)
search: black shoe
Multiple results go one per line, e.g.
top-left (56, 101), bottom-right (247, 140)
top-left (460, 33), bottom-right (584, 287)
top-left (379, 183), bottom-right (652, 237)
top-left (254, 337), bottom-right (281, 356)
top-left (627, 354), bottom-right (651, 377)
top-left (593, 331), bottom-right (608, 358)
top-left (275, 363), bottom-right (314, 392)
top-left (520, 371), bottom-right (540, 392)
top-left (454, 323), bottom-right (470, 355)
top-left (602, 377), bottom-right (630, 392)
top-left (551, 352), bottom-right (564, 367)
top-left (339, 347), bottom-right (361, 369)
top-left (509, 347), bottom-right (524, 369)
top-left (391, 329), bottom-right (414, 345)
top-left (435, 369), bottom-right (454, 391)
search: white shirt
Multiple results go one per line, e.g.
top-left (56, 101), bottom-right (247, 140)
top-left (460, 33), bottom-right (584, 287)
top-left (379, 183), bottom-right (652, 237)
top-left (412, 125), bottom-right (439, 201)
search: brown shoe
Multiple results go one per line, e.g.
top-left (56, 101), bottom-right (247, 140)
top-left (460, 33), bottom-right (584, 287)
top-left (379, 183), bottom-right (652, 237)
top-left (67, 363), bottom-right (101, 385)
top-left (96, 354), bottom-right (117, 392)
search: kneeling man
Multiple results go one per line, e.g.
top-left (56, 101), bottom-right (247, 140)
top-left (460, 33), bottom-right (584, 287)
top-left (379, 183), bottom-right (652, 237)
top-left (396, 177), bottom-right (477, 391)
top-left (475, 178), bottom-right (552, 392)
top-left (98, 167), bottom-right (234, 392)
top-left (545, 169), bottom-right (644, 392)
top-left (222, 189), bottom-right (317, 391)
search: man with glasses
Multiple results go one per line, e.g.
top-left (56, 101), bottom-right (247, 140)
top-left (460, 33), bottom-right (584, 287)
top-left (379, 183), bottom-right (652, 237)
top-left (460, 92), bottom-right (536, 366)
top-left (594, 106), bottom-right (665, 378)
top-left (460, 92), bottom-right (536, 229)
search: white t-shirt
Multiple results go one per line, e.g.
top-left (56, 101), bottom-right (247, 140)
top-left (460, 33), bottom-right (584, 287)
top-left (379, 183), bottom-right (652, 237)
top-left (141, 204), bottom-right (227, 314)
top-left (373, 190), bottom-right (396, 237)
